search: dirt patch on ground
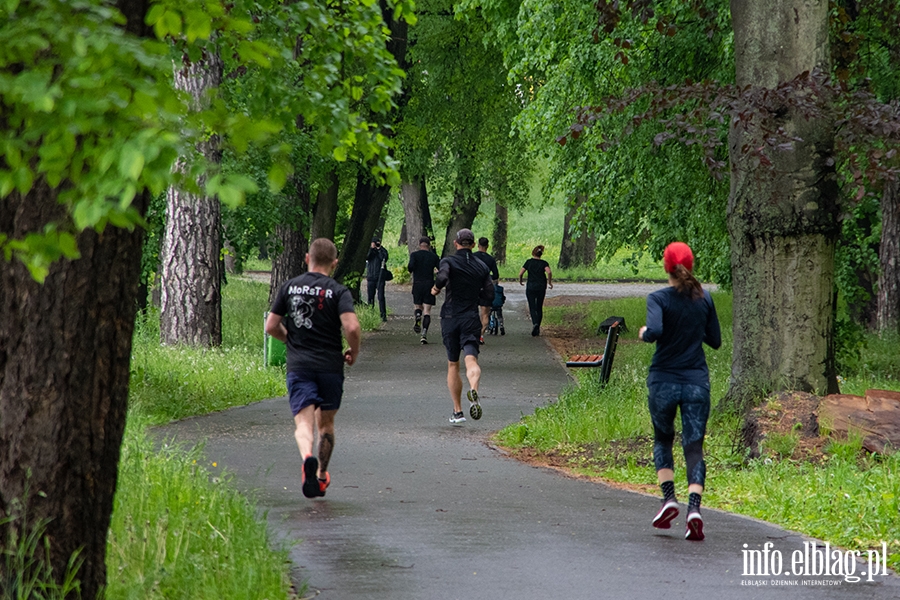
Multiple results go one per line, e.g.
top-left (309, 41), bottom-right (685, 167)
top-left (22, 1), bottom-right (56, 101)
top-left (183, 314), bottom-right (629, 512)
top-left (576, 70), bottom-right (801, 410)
top-left (535, 296), bottom-right (611, 359)
top-left (497, 443), bottom-right (659, 497)
top-left (742, 391), bottom-right (831, 462)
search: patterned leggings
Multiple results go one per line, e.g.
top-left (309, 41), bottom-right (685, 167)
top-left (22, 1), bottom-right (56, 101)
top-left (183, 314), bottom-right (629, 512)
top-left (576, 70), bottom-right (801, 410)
top-left (648, 382), bottom-right (710, 487)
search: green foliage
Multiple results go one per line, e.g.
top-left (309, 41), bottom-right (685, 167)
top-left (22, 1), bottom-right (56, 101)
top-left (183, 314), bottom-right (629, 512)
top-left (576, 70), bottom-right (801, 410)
top-left (461, 0), bottom-right (736, 285)
top-left (397, 0), bottom-right (532, 218)
top-left (107, 427), bottom-right (293, 599)
top-left (1, 501), bottom-right (83, 600)
top-left (2, 0), bottom-right (415, 280)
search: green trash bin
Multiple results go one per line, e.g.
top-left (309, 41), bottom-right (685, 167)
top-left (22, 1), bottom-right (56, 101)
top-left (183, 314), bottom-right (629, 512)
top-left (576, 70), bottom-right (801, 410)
top-left (263, 312), bottom-right (286, 367)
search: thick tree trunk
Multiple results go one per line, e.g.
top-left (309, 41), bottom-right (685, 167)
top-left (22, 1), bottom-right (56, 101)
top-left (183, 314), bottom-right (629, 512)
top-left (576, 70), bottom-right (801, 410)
top-left (558, 194), bottom-right (597, 269)
top-left (441, 190), bottom-right (481, 258)
top-left (333, 170), bottom-right (391, 298)
top-left (877, 179), bottom-right (900, 334)
top-left (159, 52), bottom-right (224, 347)
top-left (269, 177), bottom-right (311, 305)
top-left (493, 202), bottom-right (508, 265)
top-left (727, 0), bottom-right (839, 405)
top-left (400, 178), bottom-right (428, 254)
top-left (0, 185), bottom-right (148, 600)
top-left (311, 168), bottom-right (339, 241)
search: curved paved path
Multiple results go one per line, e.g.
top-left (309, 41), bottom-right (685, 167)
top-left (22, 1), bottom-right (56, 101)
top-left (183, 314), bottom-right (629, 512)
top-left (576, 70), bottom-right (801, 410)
top-left (158, 282), bottom-right (900, 599)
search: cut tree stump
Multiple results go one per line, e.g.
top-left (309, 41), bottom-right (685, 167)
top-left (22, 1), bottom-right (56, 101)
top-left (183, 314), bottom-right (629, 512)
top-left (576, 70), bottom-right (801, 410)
top-left (819, 389), bottom-right (900, 454)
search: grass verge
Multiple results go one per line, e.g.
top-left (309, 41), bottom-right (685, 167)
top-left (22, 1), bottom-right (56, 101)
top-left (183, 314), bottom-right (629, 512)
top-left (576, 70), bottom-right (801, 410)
top-left (109, 277), bottom-right (303, 599)
top-left (499, 292), bottom-right (900, 572)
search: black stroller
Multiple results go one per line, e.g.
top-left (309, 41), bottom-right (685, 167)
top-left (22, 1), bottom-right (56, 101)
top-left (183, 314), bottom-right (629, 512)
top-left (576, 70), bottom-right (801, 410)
top-left (487, 284), bottom-right (506, 335)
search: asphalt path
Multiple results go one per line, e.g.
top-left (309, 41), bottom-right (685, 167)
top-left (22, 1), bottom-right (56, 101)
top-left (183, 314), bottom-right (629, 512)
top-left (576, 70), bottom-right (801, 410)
top-left (157, 281), bottom-right (900, 599)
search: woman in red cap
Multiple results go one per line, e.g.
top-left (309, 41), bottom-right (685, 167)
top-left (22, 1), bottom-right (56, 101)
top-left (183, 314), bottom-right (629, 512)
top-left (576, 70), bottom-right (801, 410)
top-left (638, 242), bottom-right (721, 541)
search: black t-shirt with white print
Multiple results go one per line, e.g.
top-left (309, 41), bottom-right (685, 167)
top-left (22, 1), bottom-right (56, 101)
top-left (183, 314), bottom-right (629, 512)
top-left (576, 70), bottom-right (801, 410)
top-left (270, 271), bottom-right (355, 373)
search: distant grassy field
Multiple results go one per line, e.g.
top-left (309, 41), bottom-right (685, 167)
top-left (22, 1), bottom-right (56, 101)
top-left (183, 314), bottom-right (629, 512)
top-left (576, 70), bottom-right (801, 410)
top-left (382, 189), bottom-right (666, 281)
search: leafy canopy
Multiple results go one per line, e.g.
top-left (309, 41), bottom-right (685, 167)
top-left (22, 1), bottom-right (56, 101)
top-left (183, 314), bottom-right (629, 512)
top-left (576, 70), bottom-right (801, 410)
top-left (0, 0), bottom-right (414, 281)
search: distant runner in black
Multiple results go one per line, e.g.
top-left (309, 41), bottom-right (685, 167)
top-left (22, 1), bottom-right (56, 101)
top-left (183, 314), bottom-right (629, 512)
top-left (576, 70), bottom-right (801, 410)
top-left (473, 237), bottom-right (500, 344)
top-left (431, 228), bottom-right (494, 424)
top-left (407, 236), bottom-right (441, 344)
top-left (366, 237), bottom-right (389, 322)
top-left (519, 245), bottom-right (553, 336)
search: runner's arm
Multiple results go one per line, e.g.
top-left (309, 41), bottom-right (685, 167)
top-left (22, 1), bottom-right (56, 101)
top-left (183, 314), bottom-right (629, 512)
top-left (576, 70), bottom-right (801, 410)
top-left (341, 311), bottom-right (362, 366)
top-left (265, 312), bottom-right (287, 343)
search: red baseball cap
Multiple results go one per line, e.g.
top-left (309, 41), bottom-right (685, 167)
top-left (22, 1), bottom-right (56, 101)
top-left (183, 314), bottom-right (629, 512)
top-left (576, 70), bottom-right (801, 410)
top-left (663, 242), bottom-right (694, 273)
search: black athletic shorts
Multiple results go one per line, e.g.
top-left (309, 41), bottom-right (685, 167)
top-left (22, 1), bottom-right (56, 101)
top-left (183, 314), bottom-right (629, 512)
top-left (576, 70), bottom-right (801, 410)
top-left (412, 281), bottom-right (436, 306)
top-left (441, 312), bottom-right (481, 361)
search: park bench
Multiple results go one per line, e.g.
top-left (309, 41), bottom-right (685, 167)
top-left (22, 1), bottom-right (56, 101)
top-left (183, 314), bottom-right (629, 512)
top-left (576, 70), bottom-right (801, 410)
top-left (565, 317), bottom-right (625, 386)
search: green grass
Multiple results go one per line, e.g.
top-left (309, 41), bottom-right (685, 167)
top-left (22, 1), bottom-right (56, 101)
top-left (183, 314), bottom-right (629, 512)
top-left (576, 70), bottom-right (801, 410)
top-left (497, 291), bottom-right (900, 571)
top-left (107, 428), bottom-right (293, 600)
top-left (109, 277), bottom-right (297, 599)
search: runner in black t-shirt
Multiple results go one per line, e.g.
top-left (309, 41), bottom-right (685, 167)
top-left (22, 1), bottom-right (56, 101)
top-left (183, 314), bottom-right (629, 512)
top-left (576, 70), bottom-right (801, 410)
top-left (473, 237), bottom-right (500, 343)
top-left (431, 228), bottom-right (494, 424)
top-left (407, 236), bottom-right (441, 344)
top-left (265, 238), bottom-right (361, 499)
top-left (519, 244), bottom-right (553, 336)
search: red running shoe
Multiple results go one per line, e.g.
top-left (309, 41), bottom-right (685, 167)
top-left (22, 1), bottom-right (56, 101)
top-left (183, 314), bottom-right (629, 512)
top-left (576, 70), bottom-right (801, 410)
top-left (652, 499), bottom-right (679, 529)
top-left (685, 510), bottom-right (704, 541)
top-left (317, 472), bottom-right (331, 496)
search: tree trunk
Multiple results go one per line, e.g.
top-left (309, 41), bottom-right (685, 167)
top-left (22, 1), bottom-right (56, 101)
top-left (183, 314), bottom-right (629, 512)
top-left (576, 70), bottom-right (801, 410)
top-left (333, 170), bottom-right (391, 298)
top-left (269, 177), bottom-right (312, 305)
top-left (493, 202), bottom-right (508, 265)
top-left (877, 179), bottom-right (900, 334)
top-left (727, 0), bottom-right (839, 405)
top-left (159, 51), bottom-right (224, 347)
top-left (558, 194), bottom-right (597, 269)
top-left (441, 189), bottom-right (481, 258)
top-left (0, 184), bottom-right (148, 600)
top-left (311, 168), bottom-right (339, 241)
top-left (400, 178), bottom-right (428, 254)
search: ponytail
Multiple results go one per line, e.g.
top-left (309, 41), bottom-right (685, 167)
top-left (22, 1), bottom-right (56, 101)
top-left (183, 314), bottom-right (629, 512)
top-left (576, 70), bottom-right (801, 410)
top-left (671, 264), bottom-right (703, 299)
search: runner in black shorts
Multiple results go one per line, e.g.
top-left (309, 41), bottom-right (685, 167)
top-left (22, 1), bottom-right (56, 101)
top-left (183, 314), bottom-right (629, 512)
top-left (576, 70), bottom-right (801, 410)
top-left (473, 237), bottom-right (500, 344)
top-left (265, 238), bottom-right (361, 499)
top-left (431, 228), bottom-right (494, 424)
top-left (407, 236), bottom-right (441, 344)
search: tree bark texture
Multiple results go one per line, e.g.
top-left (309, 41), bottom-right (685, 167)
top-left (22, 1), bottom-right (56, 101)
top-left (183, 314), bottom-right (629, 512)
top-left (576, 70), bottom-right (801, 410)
top-left (310, 168), bottom-right (339, 242)
top-left (333, 170), bottom-right (391, 298)
top-left (400, 179), bottom-right (428, 254)
top-left (558, 194), bottom-right (597, 269)
top-left (441, 190), bottom-right (481, 258)
top-left (728, 0), bottom-right (839, 402)
top-left (0, 184), bottom-right (148, 599)
top-left (159, 52), bottom-right (224, 347)
top-left (493, 202), bottom-right (508, 265)
top-left (877, 179), bottom-right (900, 333)
top-left (269, 177), bottom-right (312, 305)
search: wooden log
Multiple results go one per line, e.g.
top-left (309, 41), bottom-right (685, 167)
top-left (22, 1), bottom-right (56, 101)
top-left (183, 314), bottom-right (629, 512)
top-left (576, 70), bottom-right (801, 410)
top-left (819, 389), bottom-right (900, 454)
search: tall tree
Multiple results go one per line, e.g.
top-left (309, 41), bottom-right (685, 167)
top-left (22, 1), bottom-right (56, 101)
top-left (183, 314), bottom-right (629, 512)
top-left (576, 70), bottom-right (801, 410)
top-left (0, 4), bottom-right (157, 596)
top-left (160, 50), bottom-right (224, 346)
top-left (400, 178), bottom-right (429, 254)
top-left (877, 179), bottom-right (900, 332)
top-left (726, 0), bottom-right (839, 399)
top-left (558, 194), bottom-right (597, 269)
